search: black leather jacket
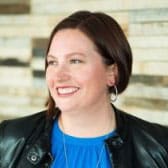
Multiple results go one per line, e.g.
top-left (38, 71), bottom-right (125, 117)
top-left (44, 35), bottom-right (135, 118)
top-left (0, 107), bottom-right (168, 168)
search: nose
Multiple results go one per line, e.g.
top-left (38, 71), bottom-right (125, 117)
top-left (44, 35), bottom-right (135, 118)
top-left (55, 64), bottom-right (71, 82)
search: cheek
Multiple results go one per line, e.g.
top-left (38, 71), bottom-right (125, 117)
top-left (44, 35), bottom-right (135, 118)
top-left (92, 65), bottom-right (107, 79)
top-left (46, 69), bottom-right (55, 89)
top-left (78, 66), bottom-right (107, 86)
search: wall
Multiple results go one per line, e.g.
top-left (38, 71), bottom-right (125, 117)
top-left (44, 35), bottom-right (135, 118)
top-left (0, 0), bottom-right (168, 124)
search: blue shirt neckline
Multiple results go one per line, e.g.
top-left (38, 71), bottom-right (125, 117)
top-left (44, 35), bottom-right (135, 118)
top-left (52, 120), bottom-right (116, 146)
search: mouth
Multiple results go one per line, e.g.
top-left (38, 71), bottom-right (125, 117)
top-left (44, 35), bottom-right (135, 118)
top-left (56, 86), bottom-right (80, 96)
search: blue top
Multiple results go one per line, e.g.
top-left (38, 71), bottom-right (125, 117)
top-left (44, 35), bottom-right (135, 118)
top-left (51, 120), bottom-right (116, 168)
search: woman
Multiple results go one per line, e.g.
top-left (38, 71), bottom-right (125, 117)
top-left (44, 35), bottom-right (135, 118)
top-left (0, 11), bottom-right (168, 168)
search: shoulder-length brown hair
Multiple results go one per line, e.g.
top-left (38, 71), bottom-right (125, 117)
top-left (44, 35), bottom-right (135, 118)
top-left (45, 11), bottom-right (132, 118)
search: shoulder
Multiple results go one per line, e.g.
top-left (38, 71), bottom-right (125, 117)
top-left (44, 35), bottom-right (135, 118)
top-left (115, 107), bottom-right (168, 133)
top-left (116, 108), bottom-right (168, 165)
top-left (0, 111), bottom-right (48, 167)
top-left (123, 110), bottom-right (168, 135)
top-left (0, 111), bottom-right (47, 142)
top-left (115, 107), bottom-right (168, 149)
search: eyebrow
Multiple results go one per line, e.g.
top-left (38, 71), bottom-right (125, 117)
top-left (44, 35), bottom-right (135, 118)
top-left (47, 52), bottom-right (86, 59)
top-left (47, 55), bottom-right (56, 59)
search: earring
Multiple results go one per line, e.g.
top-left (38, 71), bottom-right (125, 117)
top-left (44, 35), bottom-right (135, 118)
top-left (110, 85), bottom-right (118, 102)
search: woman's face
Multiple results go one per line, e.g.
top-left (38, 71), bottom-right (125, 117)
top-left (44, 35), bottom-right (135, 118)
top-left (46, 29), bottom-right (114, 112)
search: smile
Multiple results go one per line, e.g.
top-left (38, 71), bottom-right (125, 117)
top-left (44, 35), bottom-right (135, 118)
top-left (57, 87), bottom-right (79, 96)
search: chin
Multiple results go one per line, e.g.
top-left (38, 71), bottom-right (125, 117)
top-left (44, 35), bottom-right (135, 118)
top-left (56, 103), bottom-right (77, 113)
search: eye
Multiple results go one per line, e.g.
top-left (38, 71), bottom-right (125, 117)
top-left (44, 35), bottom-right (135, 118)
top-left (47, 60), bottom-right (58, 66)
top-left (70, 59), bottom-right (83, 64)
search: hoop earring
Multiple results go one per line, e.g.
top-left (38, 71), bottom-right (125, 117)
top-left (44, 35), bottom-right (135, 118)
top-left (110, 85), bottom-right (118, 102)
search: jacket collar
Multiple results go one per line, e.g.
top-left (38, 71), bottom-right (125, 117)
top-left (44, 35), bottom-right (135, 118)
top-left (105, 105), bottom-right (128, 149)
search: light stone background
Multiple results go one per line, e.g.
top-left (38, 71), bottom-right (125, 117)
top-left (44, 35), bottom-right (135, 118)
top-left (0, 0), bottom-right (168, 125)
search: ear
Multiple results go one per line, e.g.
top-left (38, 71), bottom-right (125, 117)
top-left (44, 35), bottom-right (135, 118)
top-left (106, 63), bottom-right (118, 87)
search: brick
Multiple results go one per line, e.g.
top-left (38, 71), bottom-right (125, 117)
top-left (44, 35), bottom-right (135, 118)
top-left (118, 105), bottom-right (168, 125)
top-left (123, 84), bottom-right (168, 100)
top-left (0, 37), bottom-right (31, 62)
top-left (129, 1), bottom-right (168, 10)
top-left (0, 15), bottom-right (60, 37)
top-left (31, 0), bottom-right (130, 14)
top-left (129, 22), bottom-right (168, 36)
top-left (0, 15), bottom-right (63, 26)
top-left (0, 103), bottom-right (45, 121)
top-left (130, 8), bottom-right (168, 23)
top-left (31, 58), bottom-right (45, 71)
top-left (132, 48), bottom-right (168, 61)
top-left (0, 26), bottom-right (51, 38)
top-left (0, 0), bottom-right (30, 4)
top-left (0, 66), bottom-right (32, 87)
top-left (123, 97), bottom-right (168, 112)
top-left (130, 74), bottom-right (168, 87)
top-left (0, 49), bottom-right (31, 62)
top-left (128, 36), bottom-right (168, 48)
top-left (32, 38), bottom-right (48, 60)
top-left (133, 61), bottom-right (168, 75)
top-left (130, 75), bottom-right (168, 87)
top-left (0, 0), bottom-right (30, 14)
top-left (33, 38), bottom-right (48, 49)
top-left (31, 0), bottom-right (168, 14)
top-left (0, 37), bottom-right (31, 47)
top-left (0, 84), bottom-right (47, 97)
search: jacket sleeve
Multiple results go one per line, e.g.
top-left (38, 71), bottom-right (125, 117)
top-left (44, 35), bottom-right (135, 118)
top-left (0, 121), bottom-right (7, 167)
top-left (0, 120), bottom-right (26, 168)
top-left (0, 112), bottom-right (46, 168)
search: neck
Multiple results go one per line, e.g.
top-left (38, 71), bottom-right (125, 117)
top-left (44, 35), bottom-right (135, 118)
top-left (58, 102), bottom-right (116, 137)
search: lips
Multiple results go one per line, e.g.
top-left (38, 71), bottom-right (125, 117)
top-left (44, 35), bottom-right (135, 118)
top-left (56, 87), bottom-right (79, 96)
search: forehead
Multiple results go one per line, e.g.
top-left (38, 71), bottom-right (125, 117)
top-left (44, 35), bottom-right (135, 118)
top-left (48, 29), bottom-right (97, 56)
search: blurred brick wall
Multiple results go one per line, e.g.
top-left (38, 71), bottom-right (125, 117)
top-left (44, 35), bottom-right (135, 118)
top-left (0, 0), bottom-right (168, 124)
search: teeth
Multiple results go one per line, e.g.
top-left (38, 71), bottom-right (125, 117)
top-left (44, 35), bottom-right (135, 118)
top-left (57, 87), bottom-right (79, 94)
